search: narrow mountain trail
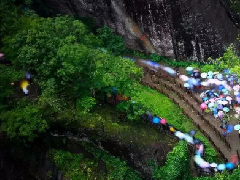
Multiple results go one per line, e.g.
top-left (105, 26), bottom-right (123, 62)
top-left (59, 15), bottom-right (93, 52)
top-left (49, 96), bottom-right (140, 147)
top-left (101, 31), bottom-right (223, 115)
top-left (136, 60), bottom-right (240, 162)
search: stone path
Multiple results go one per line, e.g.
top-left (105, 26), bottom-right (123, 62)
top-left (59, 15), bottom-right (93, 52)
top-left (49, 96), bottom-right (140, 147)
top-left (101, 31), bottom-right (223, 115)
top-left (137, 62), bottom-right (240, 162)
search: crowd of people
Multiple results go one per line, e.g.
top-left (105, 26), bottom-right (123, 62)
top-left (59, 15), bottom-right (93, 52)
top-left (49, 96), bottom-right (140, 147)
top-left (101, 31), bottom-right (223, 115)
top-left (179, 67), bottom-right (240, 139)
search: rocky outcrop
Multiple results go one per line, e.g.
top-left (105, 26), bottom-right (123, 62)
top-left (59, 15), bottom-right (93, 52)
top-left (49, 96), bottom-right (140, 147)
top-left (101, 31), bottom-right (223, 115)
top-left (32, 0), bottom-right (239, 61)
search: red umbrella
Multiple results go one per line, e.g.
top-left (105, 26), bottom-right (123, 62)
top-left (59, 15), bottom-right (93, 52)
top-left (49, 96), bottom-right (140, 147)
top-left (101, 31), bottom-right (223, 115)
top-left (231, 155), bottom-right (238, 164)
top-left (160, 119), bottom-right (167, 125)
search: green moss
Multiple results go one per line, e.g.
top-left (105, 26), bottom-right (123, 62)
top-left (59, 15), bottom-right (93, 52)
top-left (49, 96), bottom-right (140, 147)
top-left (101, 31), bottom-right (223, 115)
top-left (77, 106), bottom-right (176, 148)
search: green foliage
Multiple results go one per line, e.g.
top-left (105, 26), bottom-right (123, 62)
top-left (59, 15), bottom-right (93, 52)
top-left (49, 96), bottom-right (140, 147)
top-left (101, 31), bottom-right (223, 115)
top-left (0, 0), bottom-right (20, 41)
top-left (82, 142), bottom-right (141, 180)
top-left (97, 26), bottom-right (127, 56)
top-left (0, 65), bottom-right (23, 109)
top-left (50, 143), bottom-right (141, 180)
top-left (153, 141), bottom-right (190, 180)
top-left (200, 64), bottom-right (216, 72)
top-left (0, 102), bottom-right (48, 141)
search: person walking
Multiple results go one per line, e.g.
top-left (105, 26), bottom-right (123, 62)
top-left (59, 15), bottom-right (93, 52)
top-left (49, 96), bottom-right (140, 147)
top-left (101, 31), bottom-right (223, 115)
top-left (220, 125), bottom-right (227, 137)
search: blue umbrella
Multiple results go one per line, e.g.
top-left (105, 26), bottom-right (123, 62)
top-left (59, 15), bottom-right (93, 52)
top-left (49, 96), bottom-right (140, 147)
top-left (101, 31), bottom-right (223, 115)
top-left (202, 97), bottom-right (208, 102)
top-left (227, 125), bottom-right (234, 133)
top-left (214, 93), bottom-right (219, 97)
top-left (217, 84), bottom-right (225, 91)
top-left (223, 69), bottom-right (230, 74)
top-left (193, 139), bottom-right (201, 144)
top-left (189, 130), bottom-right (196, 136)
top-left (217, 164), bottom-right (226, 171)
top-left (152, 117), bottom-right (160, 124)
top-left (184, 83), bottom-right (190, 88)
top-left (225, 162), bottom-right (234, 170)
top-left (223, 107), bottom-right (230, 112)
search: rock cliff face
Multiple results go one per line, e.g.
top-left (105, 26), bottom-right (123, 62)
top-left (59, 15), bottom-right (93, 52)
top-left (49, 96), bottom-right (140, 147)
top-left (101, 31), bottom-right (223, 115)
top-left (33, 0), bottom-right (239, 61)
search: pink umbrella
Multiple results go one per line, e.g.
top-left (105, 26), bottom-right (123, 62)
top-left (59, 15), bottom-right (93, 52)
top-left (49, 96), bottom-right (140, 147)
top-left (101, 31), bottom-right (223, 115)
top-left (218, 111), bottom-right (224, 119)
top-left (179, 75), bottom-right (189, 82)
top-left (199, 144), bottom-right (204, 152)
top-left (160, 119), bottom-right (167, 125)
top-left (200, 103), bottom-right (207, 110)
top-left (0, 53), bottom-right (4, 57)
top-left (209, 98), bottom-right (216, 103)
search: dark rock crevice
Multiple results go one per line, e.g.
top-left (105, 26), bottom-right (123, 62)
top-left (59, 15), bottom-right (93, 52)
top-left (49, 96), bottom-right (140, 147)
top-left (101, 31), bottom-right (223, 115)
top-left (32, 0), bottom-right (239, 61)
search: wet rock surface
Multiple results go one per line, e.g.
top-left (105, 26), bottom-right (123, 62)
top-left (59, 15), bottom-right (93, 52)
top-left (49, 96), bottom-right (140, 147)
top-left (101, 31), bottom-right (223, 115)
top-left (33, 0), bottom-right (239, 61)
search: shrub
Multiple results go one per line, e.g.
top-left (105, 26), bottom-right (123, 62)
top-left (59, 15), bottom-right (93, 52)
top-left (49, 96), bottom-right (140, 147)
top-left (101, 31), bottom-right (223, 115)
top-left (152, 141), bottom-right (190, 180)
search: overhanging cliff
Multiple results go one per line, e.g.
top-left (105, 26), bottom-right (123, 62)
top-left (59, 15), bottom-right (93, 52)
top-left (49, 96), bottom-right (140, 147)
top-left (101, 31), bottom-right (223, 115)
top-left (32, 0), bottom-right (239, 62)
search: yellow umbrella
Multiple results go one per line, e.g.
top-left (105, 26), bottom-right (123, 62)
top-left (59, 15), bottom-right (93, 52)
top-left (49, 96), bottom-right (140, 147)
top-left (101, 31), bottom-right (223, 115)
top-left (170, 127), bottom-right (176, 133)
top-left (20, 79), bottom-right (29, 90)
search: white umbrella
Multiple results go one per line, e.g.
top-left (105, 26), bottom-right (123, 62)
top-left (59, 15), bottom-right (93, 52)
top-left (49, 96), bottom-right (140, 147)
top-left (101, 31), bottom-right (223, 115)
top-left (210, 163), bottom-right (218, 168)
top-left (163, 67), bottom-right (176, 76)
top-left (233, 85), bottom-right (240, 91)
top-left (201, 73), bottom-right (207, 78)
top-left (179, 75), bottom-right (189, 82)
top-left (201, 81), bottom-right (209, 86)
top-left (218, 101), bottom-right (228, 105)
top-left (184, 134), bottom-right (194, 144)
top-left (200, 161), bottom-right (210, 168)
top-left (234, 114), bottom-right (239, 119)
top-left (186, 67), bottom-right (194, 71)
top-left (175, 131), bottom-right (185, 139)
top-left (234, 125), bottom-right (240, 130)
top-left (226, 96), bottom-right (232, 101)
top-left (234, 91), bottom-right (239, 96)
top-left (194, 155), bottom-right (204, 165)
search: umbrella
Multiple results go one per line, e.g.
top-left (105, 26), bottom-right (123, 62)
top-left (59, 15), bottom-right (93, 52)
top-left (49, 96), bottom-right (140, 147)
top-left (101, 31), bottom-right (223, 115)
top-left (194, 155), bottom-right (204, 165)
top-left (208, 102), bottom-right (215, 108)
top-left (233, 85), bottom-right (240, 91)
top-left (199, 161), bottom-right (210, 168)
top-left (217, 164), bottom-right (226, 171)
top-left (186, 67), bottom-right (194, 71)
top-left (217, 84), bottom-right (225, 91)
top-left (169, 126), bottom-right (176, 133)
top-left (226, 96), bottom-right (232, 101)
top-left (175, 131), bottom-right (185, 139)
top-left (220, 101), bottom-right (228, 105)
top-left (184, 134), bottom-right (194, 144)
top-left (234, 114), bottom-right (239, 119)
top-left (20, 79), bottom-right (29, 90)
top-left (180, 75), bottom-right (189, 82)
top-left (184, 83), bottom-right (190, 88)
top-left (210, 163), bottom-right (218, 168)
top-left (217, 73), bottom-right (223, 80)
top-left (234, 125), bottom-right (240, 130)
top-left (0, 53), bottom-right (4, 57)
top-left (227, 124), bottom-right (234, 133)
top-left (218, 111), bottom-right (224, 119)
top-left (193, 139), bottom-right (201, 144)
top-left (201, 81), bottom-right (209, 86)
top-left (201, 73), bottom-right (207, 78)
top-left (200, 103), bottom-right (207, 110)
top-left (223, 107), bottom-right (230, 112)
top-left (231, 155), bottom-right (238, 164)
top-left (217, 104), bottom-right (223, 110)
top-left (160, 119), bottom-right (167, 125)
top-left (152, 117), bottom-right (160, 124)
top-left (189, 130), bottom-right (196, 136)
top-left (225, 162), bottom-right (235, 170)
top-left (163, 67), bottom-right (176, 76)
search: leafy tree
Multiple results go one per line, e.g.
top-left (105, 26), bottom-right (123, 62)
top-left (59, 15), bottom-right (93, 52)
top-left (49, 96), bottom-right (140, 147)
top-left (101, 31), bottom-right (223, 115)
top-left (97, 26), bottom-right (127, 56)
top-left (0, 101), bottom-right (48, 141)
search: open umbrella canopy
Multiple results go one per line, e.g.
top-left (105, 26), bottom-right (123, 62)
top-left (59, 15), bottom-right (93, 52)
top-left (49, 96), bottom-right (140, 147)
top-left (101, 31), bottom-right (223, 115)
top-left (184, 134), bottom-right (194, 144)
top-left (0, 53), bottom-right (4, 57)
top-left (180, 75), bottom-right (189, 82)
top-left (184, 83), bottom-right (190, 88)
top-left (201, 73), bottom-right (208, 78)
top-left (223, 107), bottom-right (230, 112)
top-left (175, 131), bottom-right (185, 139)
top-left (201, 81), bottom-right (209, 86)
top-left (186, 67), bottom-right (194, 72)
top-left (210, 163), bottom-right (218, 168)
top-left (200, 103), bottom-right (207, 110)
top-left (189, 130), bottom-right (196, 136)
top-left (217, 164), bottom-right (226, 171)
top-left (226, 96), bottom-right (232, 101)
top-left (233, 85), bottom-right (240, 91)
top-left (199, 161), bottom-right (210, 168)
top-left (193, 139), bottom-right (201, 144)
top-left (217, 73), bottom-right (223, 80)
top-left (163, 67), bottom-right (176, 76)
top-left (231, 155), bottom-right (238, 164)
top-left (160, 119), bottom-right (167, 125)
top-left (234, 125), bottom-right (240, 130)
top-left (227, 125), bottom-right (234, 133)
top-left (226, 162), bottom-right (235, 170)
top-left (194, 155), bottom-right (204, 165)
top-left (152, 117), bottom-right (160, 124)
